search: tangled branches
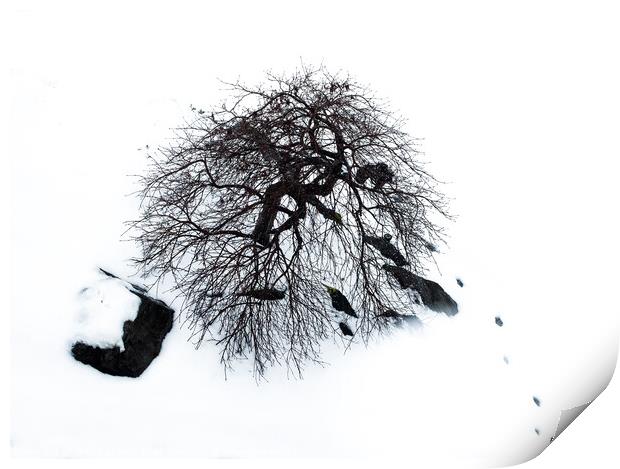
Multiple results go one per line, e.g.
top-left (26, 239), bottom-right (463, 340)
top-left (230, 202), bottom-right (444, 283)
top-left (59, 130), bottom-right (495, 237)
top-left (130, 65), bottom-right (449, 377)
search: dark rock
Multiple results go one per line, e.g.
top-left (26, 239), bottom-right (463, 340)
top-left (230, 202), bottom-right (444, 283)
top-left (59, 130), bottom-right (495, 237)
top-left (72, 271), bottom-right (174, 378)
top-left (425, 242), bottom-right (438, 253)
top-left (456, 278), bottom-right (464, 287)
top-left (129, 283), bottom-right (148, 293)
top-left (339, 322), bottom-right (354, 337)
top-left (495, 316), bottom-right (504, 327)
top-left (381, 264), bottom-right (418, 289)
top-left (400, 315), bottom-right (423, 328)
top-left (377, 309), bottom-right (401, 319)
top-left (363, 234), bottom-right (408, 266)
top-left (533, 396), bottom-right (542, 407)
top-left (98, 268), bottom-right (147, 293)
top-left (324, 285), bottom-right (358, 318)
top-left (98, 267), bottom-right (118, 279)
top-left (376, 309), bottom-right (423, 328)
top-left (382, 265), bottom-right (458, 316)
top-left (238, 288), bottom-right (286, 300)
top-left (534, 428), bottom-right (540, 435)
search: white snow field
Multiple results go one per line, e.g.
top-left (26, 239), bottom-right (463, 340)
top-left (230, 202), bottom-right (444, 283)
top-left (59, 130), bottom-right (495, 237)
top-left (8, 2), bottom-right (619, 466)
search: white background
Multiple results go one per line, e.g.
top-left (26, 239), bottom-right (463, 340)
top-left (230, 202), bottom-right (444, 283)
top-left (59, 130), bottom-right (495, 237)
top-left (3, 0), bottom-right (619, 467)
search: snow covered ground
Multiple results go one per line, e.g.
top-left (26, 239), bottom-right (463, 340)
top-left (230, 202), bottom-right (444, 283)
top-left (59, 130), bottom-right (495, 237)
top-left (8, 1), bottom-right (619, 466)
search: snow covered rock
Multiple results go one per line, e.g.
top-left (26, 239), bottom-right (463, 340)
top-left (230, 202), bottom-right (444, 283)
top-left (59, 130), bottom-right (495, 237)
top-left (382, 264), bottom-right (459, 316)
top-left (376, 309), bottom-right (423, 329)
top-left (71, 269), bottom-right (174, 378)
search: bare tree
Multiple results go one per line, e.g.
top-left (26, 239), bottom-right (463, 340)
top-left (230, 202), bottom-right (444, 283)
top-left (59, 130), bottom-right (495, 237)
top-left (130, 65), bottom-right (450, 377)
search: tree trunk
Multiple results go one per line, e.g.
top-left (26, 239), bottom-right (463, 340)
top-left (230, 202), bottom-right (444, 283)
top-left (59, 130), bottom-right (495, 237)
top-left (252, 183), bottom-right (285, 246)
